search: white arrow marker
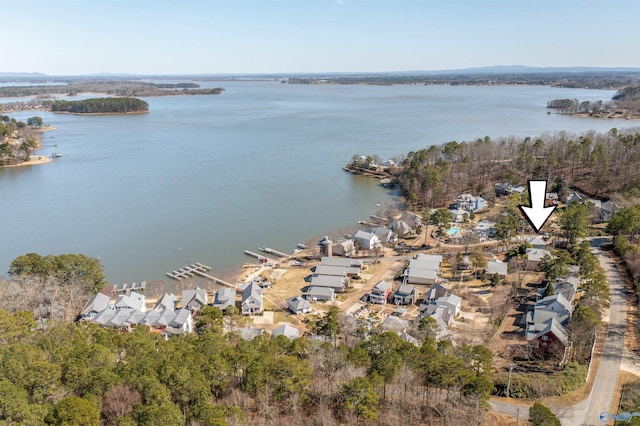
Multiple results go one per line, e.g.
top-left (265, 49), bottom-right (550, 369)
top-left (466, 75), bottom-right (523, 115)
top-left (519, 180), bottom-right (557, 233)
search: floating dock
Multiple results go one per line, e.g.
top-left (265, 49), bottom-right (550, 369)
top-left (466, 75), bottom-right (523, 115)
top-left (165, 263), bottom-right (235, 288)
top-left (244, 250), bottom-right (271, 262)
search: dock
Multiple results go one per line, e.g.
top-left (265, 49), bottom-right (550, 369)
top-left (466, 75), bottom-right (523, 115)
top-left (259, 246), bottom-right (289, 258)
top-left (166, 263), bottom-right (235, 288)
top-left (244, 250), bottom-right (271, 262)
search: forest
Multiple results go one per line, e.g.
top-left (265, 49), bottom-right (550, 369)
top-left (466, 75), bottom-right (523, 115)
top-left (0, 115), bottom-right (43, 166)
top-left (546, 86), bottom-right (640, 118)
top-left (387, 128), bottom-right (640, 208)
top-left (49, 98), bottom-right (149, 114)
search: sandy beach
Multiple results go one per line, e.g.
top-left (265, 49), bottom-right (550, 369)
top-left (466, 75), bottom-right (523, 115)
top-left (0, 155), bottom-right (53, 168)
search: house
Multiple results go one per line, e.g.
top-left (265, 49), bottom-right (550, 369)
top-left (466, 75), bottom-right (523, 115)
top-left (600, 200), bottom-right (619, 222)
top-left (434, 294), bottom-right (461, 317)
top-left (388, 219), bottom-right (412, 237)
top-left (541, 279), bottom-right (577, 302)
top-left (114, 292), bottom-right (146, 312)
top-left (421, 283), bottom-right (450, 304)
top-left (525, 248), bottom-right (552, 264)
top-left (332, 239), bottom-right (355, 257)
top-left (415, 253), bottom-right (444, 263)
top-left (379, 316), bottom-right (409, 332)
top-left (272, 324), bottom-right (300, 339)
top-left (546, 192), bottom-right (559, 205)
top-left (405, 267), bottom-right (438, 285)
top-left (372, 227), bottom-right (397, 244)
top-left (212, 288), bottom-right (236, 311)
top-left (393, 284), bottom-right (417, 305)
top-left (420, 293), bottom-right (461, 325)
top-left (320, 257), bottom-right (363, 268)
top-left (369, 280), bottom-right (393, 304)
top-left (182, 287), bottom-right (208, 311)
top-left (526, 316), bottom-right (569, 352)
top-left (495, 182), bottom-right (525, 196)
top-left (79, 293), bottom-right (111, 320)
top-left (318, 236), bottom-right (333, 257)
top-left (287, 296), bottom-right (312, 315)
top-left (153, 293), bottom-right (177, 312)
top-left (235, 326), bottom-right (264, 340)
top-left (449, 208), bottom-right (468, 223)
top-left (566, 191), bottom-right (602, 209)
top-left (474, 220), bottom-right (496, 240)
top-left (400, 211), bottom-right (423, 230)
top-left (454, 194), bottom-right (487, 212)
top-left (527, 236), bottom-right (548, 250)
top-left (241, 282), bottom-right (263, 315)
top-left (354, 230), bottom-right (382, 250)
top-left (310, 274), bottom-right (349, 292)
top-left (306, 286), bottom-right (336, 302)
top-left (486, 260), bottom-right (508, 277)
top-left (533, 293), bottom-right (573, 326)
top-left (314, 264), bottom-right (360, 277)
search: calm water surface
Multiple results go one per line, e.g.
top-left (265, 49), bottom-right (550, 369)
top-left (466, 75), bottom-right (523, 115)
top-left (0, 82), bottom-right (634, 283)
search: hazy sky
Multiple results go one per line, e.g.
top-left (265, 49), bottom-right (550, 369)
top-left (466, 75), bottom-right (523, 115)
top-left (1, 0), bottom-right (639, 75)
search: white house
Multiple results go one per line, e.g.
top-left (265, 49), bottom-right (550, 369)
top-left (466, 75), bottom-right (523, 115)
top-left (486, 260), bottom-right (508, 277)
top-left (354, 230), bottom-right (382, 250)
top-left (114, 292), bottom-right (146, 312)
top-left (79, 293), bottom-right (111, 320)
top-left (212, 288), bottom-right (236, 311)
top-left (182, 287), bottom-right (208, 311)
top-left (286, 296), bottom-right (312, 315)
top-left (241, 282), bottom-right (263, 315)
top-left (154, 293), bottom-right (177, 312)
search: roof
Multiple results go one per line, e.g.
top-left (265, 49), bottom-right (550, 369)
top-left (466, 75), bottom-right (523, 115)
top-left (114, 292), bottom-right (145, 311)
top-left (525, 248), bottom-right (552, 262)
top-left (395, 284), bottom-right (415, 296)
top-left (380, 316), bottom-right (408, 332)
top-left (423, 283), bottom-right (450, 300)
top-left (438, 294), bottom-right (461, 308)
top-left (354, 230), bottom-right (377, 241)
top-left (80, 293), bottom-right (111, 315)
top-left (154, 293), bottom-right (177, 311)
top-left (310, 274), bottom-right (348, 289)
top-left (320, 257), bottom-right (362, 268)
top-left (287, 296), bottom-right (311, 312)
top-left (414, 253), bottom-right (443, 263)
top-left (529, 317), bottom-right (569, 345)
top-left (235, 327), bottom-right (264, 340)
top-left (306, 286), bottom-right (335, 298)
top-left (373, 280), bottom-right (393, 292)
top-left (406, 268), bottom-right (438, 280)
top-left (272, 324), bottom-right (300, 339)
top-left (409, 258), bottom-right (441, 271)
top-left (314, 265), bottom-right (358, 276)
top-left (241, 282), bottom-right (263, 305)
top-left (213, 287), bottom-right (236, 305)
top-left (486, 260), bottom-right (508, 276)
top-left (182, 287), bottom-right (208, 307)
top-left (527, 236), bottom-right (547, 247)
top-left (536, 292), bottom-right (572, 314)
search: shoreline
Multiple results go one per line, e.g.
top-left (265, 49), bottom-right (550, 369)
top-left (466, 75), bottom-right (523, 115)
top-left (0, 155), bottom-right (53, 168)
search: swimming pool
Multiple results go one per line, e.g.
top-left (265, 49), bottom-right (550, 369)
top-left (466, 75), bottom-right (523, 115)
top-left (447, 227), bottom-right (460, 236)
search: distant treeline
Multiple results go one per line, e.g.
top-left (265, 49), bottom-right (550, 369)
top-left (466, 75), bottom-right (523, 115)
top-left (547, 86), bottom-right (640, 118)
top-left (389, 128), bottom-right (640, 207)
top-left (49, 98), bottom-right (149, 114)
top-left (0, 81), bottom-right (224, 98)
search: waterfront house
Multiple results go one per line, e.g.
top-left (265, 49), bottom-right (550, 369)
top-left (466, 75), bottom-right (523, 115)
top-left (272, 324), bottom-right (300, 340)
top-left (305, 286), bottom-right (335, 302)
top-left (310, 274), bottom-right (349, 292)
top-left (212, 288), bottom-right (236, 311)
top-left (79, 293), bottom-right (112, 320)
top-left (332, 239), bottom-right (356, 257)
top-left (354, 230), bottom-right (382, 250)
top-left (114, 292), bottom-right (146, 312)
top-left (286, 296), bottom-right (312, 315)
top-left (369, 280), bottom-right (393, 304)
top-left (400, 211), bottom-right (423, 231)
top-left (182, 287), bottom-right (208, 311)
top-left (241, 282), bottom-right (263, 315)
top-left (320, 257), bottom-right (363, 268)
top-left (393, 284), bottom-right (417, 305)
top-left (372, 227), bottom-right (397, 244)
top-left (319, 236), bottom-right (333, 257)
top-left (154, 293), bottom-right (177, 311)
top-left (388, 219), bottom-right (412, 237)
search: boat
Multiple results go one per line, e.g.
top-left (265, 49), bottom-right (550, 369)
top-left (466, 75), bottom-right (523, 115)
top-left (51, 153), bottom-right (62, 158)
top-left (296, 243), bottom-right (307, 249)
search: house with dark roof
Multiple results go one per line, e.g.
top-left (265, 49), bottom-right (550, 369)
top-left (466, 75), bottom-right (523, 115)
top-left (393, 284), bottom-right (417, 305)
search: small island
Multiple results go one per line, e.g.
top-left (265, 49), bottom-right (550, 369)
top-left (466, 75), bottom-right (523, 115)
top-left (547, 85), bottom-right (640, 119)
top-left (49, 97), bottom-right (149, 114)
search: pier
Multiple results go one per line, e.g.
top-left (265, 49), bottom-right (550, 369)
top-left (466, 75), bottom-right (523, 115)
top-left (244, 250), bottom-right (271, 262)
top-left (166, 263), bottom-right (235, 288)
top-left (259, 246), bottom-right (289, 258)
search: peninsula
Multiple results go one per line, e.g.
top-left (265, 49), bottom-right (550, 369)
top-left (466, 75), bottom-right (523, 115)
top-left (49, 97), bottom-right (149, 114)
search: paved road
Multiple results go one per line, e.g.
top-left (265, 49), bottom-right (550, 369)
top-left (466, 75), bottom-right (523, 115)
top-left (490, 237), bottom-right (627, 425)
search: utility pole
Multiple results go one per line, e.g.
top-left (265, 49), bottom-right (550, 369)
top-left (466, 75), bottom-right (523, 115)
top-left (516, 407), bottom-right (520, 426)
top-left (506, 363), bottom-right (514, 398)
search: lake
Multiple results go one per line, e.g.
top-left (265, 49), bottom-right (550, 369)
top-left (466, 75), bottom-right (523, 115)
top-left (0, 82), bottom-right (634, 284)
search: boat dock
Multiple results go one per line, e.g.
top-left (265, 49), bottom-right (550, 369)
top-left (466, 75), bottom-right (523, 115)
top-left (259, 246), bottom-right (289, 258)
top-left (166, 263), bottom-right (235, 288)
top-left (244, 250), bottom-right (271, 262)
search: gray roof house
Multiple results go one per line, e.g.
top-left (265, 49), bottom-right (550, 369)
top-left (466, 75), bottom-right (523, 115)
top-left (379, 316), bottom-right (409, 333)
top-left (525, 248), bottom-right (552, 263)
top-left (305, 286), bottom-right (335, 302)
top-left (320, 257), bottom-right (363, 268)
top-left (272, 324), bottom-right (300, 340)
top-left (400, 211), bottom-right (423, 230)
top-left (372, 227), bottom-right (397, 244)
top-left (182, 287), bottom-right (208, 311)
top-left (114, 292), bottom-right (146, 312)
top-left (393, 284), bottom-right (417, 305)
top-left (235, 326), bottom-right (264, 340)
top-left (405, 267), bottom-right (438, 285)
top-left (527, 236), bottom-right (548, 250)
top-left (354, 230), bottom-right (382, 250)
top-left (388, 219), bottom-right (412, 237)
top-left (287, 296), bottom-right (312, 315)
top-left (310, 274), bottom-right (349, 292)
top-left (533, 293), bottom-right (573, 326)
top-left (421, 283), bottom-right (450, 304)
top-left (369, 280), bottom-right (393, 304)
top-left (331, 239), bottom-right (356, 257)
top-left (213, 287), bottom-right (236, 311)
top-left (241, 282), bottom-right (263, 315)
top-left (79, 293), bottom-right (111, 320)
top-left (314, 264), bottom-right (360, 277)
top-left (154, 293), bottom-right (177, 312)
top-left (486, 260), bottom-right (508, 277)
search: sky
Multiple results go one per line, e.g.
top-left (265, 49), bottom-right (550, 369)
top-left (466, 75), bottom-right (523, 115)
top-left (1, 0), bottom-right (639, 75)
